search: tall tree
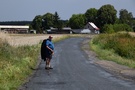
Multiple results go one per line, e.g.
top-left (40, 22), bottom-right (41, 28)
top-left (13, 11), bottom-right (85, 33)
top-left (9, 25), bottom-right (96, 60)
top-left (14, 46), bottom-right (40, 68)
top-left (42, 13), bottom-right (54, 29)
top-left (69, 14), bottom-right (86, 29)
top-left (53, 12), bottom-right (63, 30)
top-left (119, 9), bottom-right (134, 27)
top-left (85, 8), bottom-right (98, 24)
top-left (31, 15), bottom-right (42, 33)
top-left (97, 4), bottom-right (117, 28)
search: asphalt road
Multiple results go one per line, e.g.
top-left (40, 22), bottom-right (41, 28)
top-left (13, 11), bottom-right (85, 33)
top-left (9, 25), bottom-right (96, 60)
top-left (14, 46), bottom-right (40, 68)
top-left (20, 37), bottom-right (135, 90)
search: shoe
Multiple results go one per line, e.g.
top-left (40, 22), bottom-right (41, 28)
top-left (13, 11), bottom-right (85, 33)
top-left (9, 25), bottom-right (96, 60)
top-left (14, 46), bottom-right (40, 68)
top-left (49, 67), bottom-right (53, 69)
top-left (45, 67), bottom-right (49, 70)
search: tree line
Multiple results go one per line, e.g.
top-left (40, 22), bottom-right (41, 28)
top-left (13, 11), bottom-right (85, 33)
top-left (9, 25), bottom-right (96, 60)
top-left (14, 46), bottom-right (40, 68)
top-left (31, 4), bottom-right (135, 33)
top-left (2, 4), bottom-right (133, 33)
top-left (30, 12), bottom-right (68, 33)
top-left (0, 21), bottom-right (32, 25)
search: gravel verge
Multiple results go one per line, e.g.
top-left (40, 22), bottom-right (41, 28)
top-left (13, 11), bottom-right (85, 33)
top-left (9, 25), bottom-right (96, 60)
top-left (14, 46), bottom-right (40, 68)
top-left (82, 38), bottom-right (135, 82)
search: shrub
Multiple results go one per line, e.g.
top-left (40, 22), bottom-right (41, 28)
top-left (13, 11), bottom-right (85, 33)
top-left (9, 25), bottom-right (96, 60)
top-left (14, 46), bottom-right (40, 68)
top-left (102, 24), bottom-right (114, 33)
top-left (92, 33), bottom-right (135, 59)
top-left (113, 24), bottom-right (133, 32)
top-left (101, 24), bottom-right (133, 33)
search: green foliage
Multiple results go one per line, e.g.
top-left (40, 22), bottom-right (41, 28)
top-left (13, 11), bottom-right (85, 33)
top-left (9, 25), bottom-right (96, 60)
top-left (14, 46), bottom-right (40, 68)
top-left (119, 9), bottom-right (133, 24)
top-left (0, 40), bottom-right (40, 90)
top-left (0, 39), bottom-right (13, 61)
top-left (53, 12), bottom-right (63, 30)
top-left (30, 4), bottom-right (134, 34)
top-left (30, 4), bottom-right (135, 34)
top-left (31, 15), bottom-right (42, 33)
top-left (97, 4), bottom-right (117, 27)
top-left (42, 13), bottom-right (54, 29)
top-left (113, 24), bottom-right (133, 32)
top-left (32, 12), bottom-right (65, 33)
top-left (102, 24), bottom-right (133, 33)
top-left (69, 14), bottom-right (86, 29)
top-left (92, 33), bottom-right (135, 59)
top-left (102, 24), bottom-right (114, 33)
top-left (85, 8), bottom-right (98, 24)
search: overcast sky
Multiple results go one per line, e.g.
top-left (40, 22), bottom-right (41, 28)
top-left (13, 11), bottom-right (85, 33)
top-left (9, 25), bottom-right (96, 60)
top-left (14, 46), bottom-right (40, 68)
top-left (0, 0), bottom-right (135, 21)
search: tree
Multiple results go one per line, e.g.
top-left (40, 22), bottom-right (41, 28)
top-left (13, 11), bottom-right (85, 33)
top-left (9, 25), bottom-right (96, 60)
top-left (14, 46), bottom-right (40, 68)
top-left (53, 12), bottom-right (63, 30)
top-left (62, 20), bottom-right (69, 27)
top-left (97, 4), bottom-right (117, 28)
top-left (31, 15), bottom-right (42, 33)
top-left (102, 24), bottom-right (114, 33)
top-left (133, 19), bottom-right (135, 31)
top-left (69, 14), bottom-right (86, 29)
top-left (119, 9), bottom-right (134, 27)
top-left (42, 13), bottom-right (54, 29)
top-left (85, 8), bottom-right (98, 24)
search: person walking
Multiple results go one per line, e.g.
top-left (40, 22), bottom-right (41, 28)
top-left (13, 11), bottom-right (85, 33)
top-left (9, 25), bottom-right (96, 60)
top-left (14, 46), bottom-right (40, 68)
top-left (41, 36), bottom-right (54, 69)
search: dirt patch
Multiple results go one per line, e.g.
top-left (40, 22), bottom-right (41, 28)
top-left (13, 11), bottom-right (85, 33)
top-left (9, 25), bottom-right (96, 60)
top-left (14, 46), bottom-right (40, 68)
top-left (82, 38), bottom-right (135, 81)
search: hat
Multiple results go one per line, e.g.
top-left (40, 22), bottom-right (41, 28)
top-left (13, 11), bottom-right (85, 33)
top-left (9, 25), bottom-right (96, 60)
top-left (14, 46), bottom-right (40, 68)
top-left (49, 36), bottom-right (53, 38)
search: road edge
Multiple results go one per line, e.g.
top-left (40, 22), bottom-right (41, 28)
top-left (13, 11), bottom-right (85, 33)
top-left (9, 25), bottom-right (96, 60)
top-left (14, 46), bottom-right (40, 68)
top-left (18, 55), bottom-right (42, 90)
top-left (82, 37), bottom-right (135, 82)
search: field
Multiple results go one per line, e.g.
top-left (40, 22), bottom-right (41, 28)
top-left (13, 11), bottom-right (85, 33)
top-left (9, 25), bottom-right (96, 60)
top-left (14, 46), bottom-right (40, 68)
top-left (8, 34), bottom-right (66, 46)
top-left (1, 31), bottom-right (135, 89)
top-left (0, 32), bottom-right (69, 90)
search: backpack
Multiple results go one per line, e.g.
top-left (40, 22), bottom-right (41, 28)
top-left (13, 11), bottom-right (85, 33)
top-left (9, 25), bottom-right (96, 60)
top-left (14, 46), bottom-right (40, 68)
top-left (41, 39), bottom-right (47, 60)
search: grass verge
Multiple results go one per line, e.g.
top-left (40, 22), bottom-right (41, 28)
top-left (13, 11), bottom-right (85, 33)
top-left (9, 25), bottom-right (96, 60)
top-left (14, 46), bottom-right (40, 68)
top-left (0, 34), bottom-right (72, 90)
top-left (90, 32), bottom-right (135, 68)
top-left (0, 41), bottom-right (40, 90)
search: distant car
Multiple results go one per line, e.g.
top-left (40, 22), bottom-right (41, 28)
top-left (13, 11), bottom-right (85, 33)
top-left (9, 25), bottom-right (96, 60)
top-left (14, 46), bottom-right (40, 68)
top-left (30, 30), bottom-right (36, 34)
top-left (81, 29), bottom-right (91, 34)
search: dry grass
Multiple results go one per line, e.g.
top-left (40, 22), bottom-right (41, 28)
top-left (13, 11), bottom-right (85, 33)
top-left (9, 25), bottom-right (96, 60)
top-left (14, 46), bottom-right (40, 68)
top-left (0, 32), bottom-right (12, 43)
top-left (128, 32), bottom-right (135, 37)
top-left (1, 31), bottom-right (133, 46)
top-left (8, 34), bottom-right (95, 46)
top-left (8, 34), bottom-right (66, 46)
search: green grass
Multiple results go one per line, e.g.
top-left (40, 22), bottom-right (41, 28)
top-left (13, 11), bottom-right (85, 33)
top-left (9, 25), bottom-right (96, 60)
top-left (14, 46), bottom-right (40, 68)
top-left (90, 33), bottom-right (135, 68)
top-left (0, 40), bottom-right (40, 90)
top-left (0, 34), bottom-right (73, 90)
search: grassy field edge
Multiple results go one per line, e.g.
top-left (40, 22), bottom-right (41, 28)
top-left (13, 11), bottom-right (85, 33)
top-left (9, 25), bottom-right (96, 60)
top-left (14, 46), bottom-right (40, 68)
top-left (90, 33), bottom-right (135, 68)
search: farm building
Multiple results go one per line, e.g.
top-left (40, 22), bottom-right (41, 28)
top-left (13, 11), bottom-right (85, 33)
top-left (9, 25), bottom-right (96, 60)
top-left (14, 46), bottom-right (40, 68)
top-left (72, 22), bottom-right (100, 34)
top-left (84, 22), bottom-right (100, 34)
top-left (47, 27), bottom-right (72, 34)
top-left (0, 25), bottom-right (29, 34)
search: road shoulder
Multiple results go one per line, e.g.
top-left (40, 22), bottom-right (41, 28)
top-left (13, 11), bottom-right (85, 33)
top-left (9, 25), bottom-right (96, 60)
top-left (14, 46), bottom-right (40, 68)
top-left (82, 38), bottom-right (135, 82)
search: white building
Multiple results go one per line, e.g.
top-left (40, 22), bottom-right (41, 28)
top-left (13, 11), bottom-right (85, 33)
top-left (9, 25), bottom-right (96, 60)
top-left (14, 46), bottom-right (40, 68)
top-left (84, 22), bottom-right (100, 34)
top-left (0, 25), bottom-right (29, 33)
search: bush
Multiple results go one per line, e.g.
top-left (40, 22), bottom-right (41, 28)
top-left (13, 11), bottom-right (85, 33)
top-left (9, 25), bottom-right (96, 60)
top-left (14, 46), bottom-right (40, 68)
top-left (101, 24), bottom-right (133, 33)
top-left (113, 24), bottom-right (133, 32)
top-left (92, 33), bottom-right (135, 59)
top-left (102, 24), bottom-right (114, 33)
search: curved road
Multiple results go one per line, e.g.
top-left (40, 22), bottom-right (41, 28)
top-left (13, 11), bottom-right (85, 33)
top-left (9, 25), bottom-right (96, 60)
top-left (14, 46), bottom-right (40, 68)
top-left (20, 37), bottom-right (135, 90)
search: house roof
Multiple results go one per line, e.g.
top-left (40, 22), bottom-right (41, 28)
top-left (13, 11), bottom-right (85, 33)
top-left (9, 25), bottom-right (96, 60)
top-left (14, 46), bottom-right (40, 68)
top-left (89, 22), bottom-right (99, 30)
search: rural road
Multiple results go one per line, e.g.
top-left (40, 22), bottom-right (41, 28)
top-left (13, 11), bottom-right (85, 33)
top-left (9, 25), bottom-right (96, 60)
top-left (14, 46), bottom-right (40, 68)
top-left (19, 37), bottom-right (135, 90)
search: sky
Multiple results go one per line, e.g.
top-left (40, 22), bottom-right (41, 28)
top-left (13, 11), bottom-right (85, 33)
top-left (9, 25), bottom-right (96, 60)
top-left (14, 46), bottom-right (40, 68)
top-left (0, 0), bottom-right (135, 21)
